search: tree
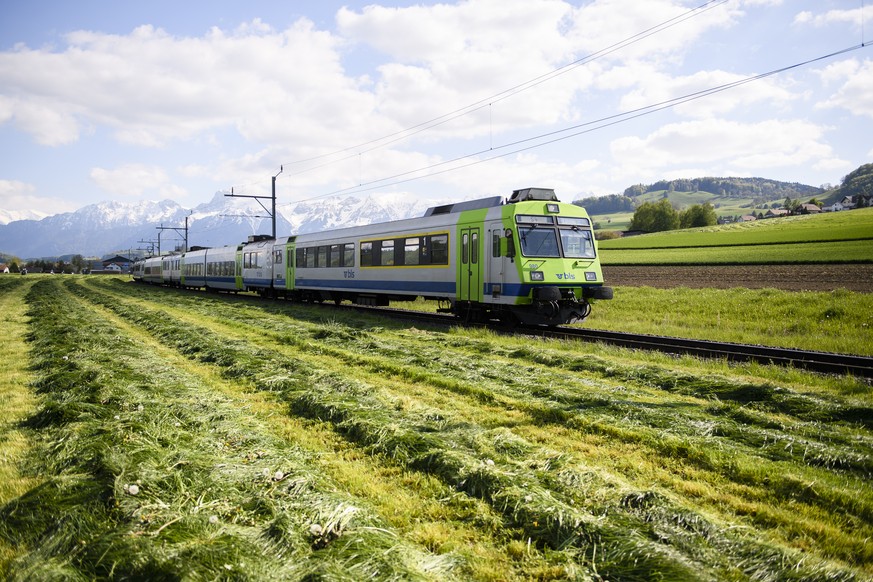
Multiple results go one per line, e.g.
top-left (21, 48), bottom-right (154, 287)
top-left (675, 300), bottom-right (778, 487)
top-left (71, 254), bottom-right (85, 273)
top-left (679, 203), bottom-right (718, 228)
top-left (629, 199), bottom-right (679, 232)
top-left (840, 163), bottom-right (873, 198)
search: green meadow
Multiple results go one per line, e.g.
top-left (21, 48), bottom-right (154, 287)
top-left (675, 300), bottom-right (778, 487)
top-left (598, 208), bottom-right (873, 264)
top-left (1, 275), bottom-right (871, 580)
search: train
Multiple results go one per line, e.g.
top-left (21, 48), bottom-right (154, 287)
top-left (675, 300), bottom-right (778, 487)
top-left (132, 187), bottom-right (613, 326)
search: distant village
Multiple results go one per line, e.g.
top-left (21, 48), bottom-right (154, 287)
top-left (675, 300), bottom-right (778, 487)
top-left (718, 194), bottom-right (871, 224)
top-left (1, 255), bottom-right (133, 275)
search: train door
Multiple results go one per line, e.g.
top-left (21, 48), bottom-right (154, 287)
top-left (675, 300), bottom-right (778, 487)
top-left (487, 225), bottom-right (506, 301)
top-left (286, 239), bottom-right (296, 291)
top-left (234, 248), bottom-right (243, 290)
top-left (459, 227), bottom-right (482, 302)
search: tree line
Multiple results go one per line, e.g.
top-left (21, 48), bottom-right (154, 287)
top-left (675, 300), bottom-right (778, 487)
top-left (627, 199), bottom-right (718, 232)
top-left (621, 177), bottom-right (824, 200)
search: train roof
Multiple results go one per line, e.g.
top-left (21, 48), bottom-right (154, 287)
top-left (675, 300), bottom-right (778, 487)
top-left (423, 196), bottom-right (503, 217)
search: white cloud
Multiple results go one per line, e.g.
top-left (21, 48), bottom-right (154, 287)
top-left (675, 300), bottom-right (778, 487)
top-left (815, 59), bottom-right (873, 119)
top-left (618, 68), bottom-right (796, 119)
top-left (0, 19), bottom-right (373, 149)
top-left (610, 118), bottom-right (838, 173)
top-left (793, 9), bottom-right (863, 27)
top-left (90, 163), bottom-right (175, 197)
top-left (0, 179), bottom-right (77, 214)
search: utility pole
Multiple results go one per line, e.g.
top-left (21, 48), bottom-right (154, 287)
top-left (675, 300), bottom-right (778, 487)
top-left (137, 238), bottom-right (158, 256)
top-left (156, 215), bottom-right (190, 252)
top-left (224, 165), bottom-right (281, 239)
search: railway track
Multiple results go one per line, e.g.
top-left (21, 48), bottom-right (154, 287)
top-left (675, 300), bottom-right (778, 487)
top-left (348, 305), bottom-right (873, 379)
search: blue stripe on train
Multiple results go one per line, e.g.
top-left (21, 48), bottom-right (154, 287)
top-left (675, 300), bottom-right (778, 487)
top-left (295, 278), bottom-right (456, 294)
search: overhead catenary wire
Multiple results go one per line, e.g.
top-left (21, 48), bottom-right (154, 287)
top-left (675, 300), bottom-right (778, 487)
top-left (229, 0), bottom-right (730, 193)
top-left (282, 42), bottom-right (870, 204)
top-left (279, 0), bottom-right (731, 175)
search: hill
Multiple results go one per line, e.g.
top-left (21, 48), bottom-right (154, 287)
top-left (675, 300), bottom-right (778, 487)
top-left (575, 177), bottom-right (829, 230)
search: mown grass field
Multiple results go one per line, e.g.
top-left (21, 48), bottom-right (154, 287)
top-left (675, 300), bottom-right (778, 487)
top-left (597, 208), bottom-right (873, 265)
top-left (1, 275), bottom-right (871, 580)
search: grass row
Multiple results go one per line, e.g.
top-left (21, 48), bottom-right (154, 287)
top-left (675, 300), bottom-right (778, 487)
top-left (0, 278), bottom-right (41, 572)
top-left (0, 278), bottom-right (458, 580)
top-left (74, 277), bottom-right (873, 580)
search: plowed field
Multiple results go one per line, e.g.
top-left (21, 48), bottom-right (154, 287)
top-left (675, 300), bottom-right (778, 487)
top-left (603, 263), bottom-right (873, 292)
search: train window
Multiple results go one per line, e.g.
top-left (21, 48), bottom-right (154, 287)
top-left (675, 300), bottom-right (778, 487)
top-left (431, 234), bottom-right (448, 264)
top-left (317, 246), bottom-right (328, 268)
top-left (274, 249), bottom-right (283, 264)
top-left (492, 233), bottom-right (500, 258)
top-left (360, 242), bottom-right (373, 267)
top-left (296, 248), bottom-right (305, 267)
top-left (405, 238), bottom-right (420, 266)
top-left (471, 232), bottom-right (479, 264)
top-left (361, 234), bottom-right (447, 267)
top-left (518, 226), bottom-right (560, 258)
top-left (343, 243), bottom-right (355, 267)
top-left (244, 252), bottom-right (260, 269)
top-left (381, 240), bottom-right (395, 266)
top-left (329, 244), bottom-right (342, 267)
top-left (557, 217), bottom-right (590, 227)
top-left (462, 233), bottom-right (469, 264)
top-left (559, 228), bottom-right (596, 259)
top-left (516, 215), bottom-right (554, 225)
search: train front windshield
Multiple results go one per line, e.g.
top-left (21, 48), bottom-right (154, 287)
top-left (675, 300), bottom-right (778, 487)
top-left (516, 215), bottom-right (596, 259)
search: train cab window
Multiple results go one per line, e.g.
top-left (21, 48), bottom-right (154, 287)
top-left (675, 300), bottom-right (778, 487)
top-left (518, 226), bottom-right (560, 258)
top-left (559, 228), bottom-right (595, 258)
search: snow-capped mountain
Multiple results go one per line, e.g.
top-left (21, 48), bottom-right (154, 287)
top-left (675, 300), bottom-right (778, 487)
top-left (0, 192), bottom-right (443, 259)
top-left (0, 208), bottom-right (49, 225)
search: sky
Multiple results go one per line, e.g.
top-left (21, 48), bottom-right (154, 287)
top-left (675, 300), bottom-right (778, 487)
top-left (0, 0), bottom-right (871, 219)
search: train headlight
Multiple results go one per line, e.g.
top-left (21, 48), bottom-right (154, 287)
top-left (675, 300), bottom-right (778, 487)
top-left (585, 272), bottom-right (597, 281)
top-left (530, 271), bottom-right (545, 281)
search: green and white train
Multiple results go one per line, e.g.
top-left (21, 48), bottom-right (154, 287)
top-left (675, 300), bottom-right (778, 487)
top-left (133, 187), bottom-right (613, 326)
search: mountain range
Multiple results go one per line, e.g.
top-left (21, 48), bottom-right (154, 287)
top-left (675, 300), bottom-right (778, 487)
top-left (0, 192), bottom-right (438, 259)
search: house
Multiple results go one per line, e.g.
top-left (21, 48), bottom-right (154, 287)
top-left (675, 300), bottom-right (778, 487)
top-left (1, 264), bottom-right (9, 273)
top-left (840, 195), bottom-right (873, 209)
top-left (101, 255), bottom-right (132, 273)
top-left (824, 202), bottom-right (845, 212)
top-left (765, 208), bottom-right (790, 218)
top-left (739, 214), bottom-right (757, 222)
top-left (799, 203), bottom-right (821, 214)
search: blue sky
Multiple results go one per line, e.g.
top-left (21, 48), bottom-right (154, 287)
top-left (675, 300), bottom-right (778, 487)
top-left (1, 0), bottom-right (871, 220)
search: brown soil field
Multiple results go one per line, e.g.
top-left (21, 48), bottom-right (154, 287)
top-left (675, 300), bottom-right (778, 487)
top-left (602, 264), bottom-right (873, 292)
